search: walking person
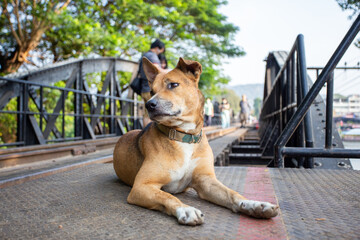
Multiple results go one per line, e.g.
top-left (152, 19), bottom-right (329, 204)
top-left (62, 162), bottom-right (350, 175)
top-left (220, 98), bottom-right (231, 128)
top-left (204, 97), bottom-right (214, 126)
top-left (240, 95), bottom-right (251, 128)
top-left (137, 39), bottom-right (166, 126)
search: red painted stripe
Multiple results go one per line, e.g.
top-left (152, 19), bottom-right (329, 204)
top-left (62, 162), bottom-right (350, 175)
top-left (237, 167), bottom-right (288, 240)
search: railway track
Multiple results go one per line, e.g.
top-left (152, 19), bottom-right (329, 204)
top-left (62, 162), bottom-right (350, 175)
top-left (0, 125), bottom-right (244, 188)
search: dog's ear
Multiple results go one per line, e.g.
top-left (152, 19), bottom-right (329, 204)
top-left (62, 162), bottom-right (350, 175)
top-left (176, 57), bottom-right (202, 82)
top-left (142, 57), bottom-right (160, 86)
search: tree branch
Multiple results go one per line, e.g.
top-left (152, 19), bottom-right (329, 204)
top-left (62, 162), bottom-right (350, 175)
top-left (3, 1), bottom-right (22, 47)
top-left (32, 0), bottom-right (37, 27)
top-left (13, 0), bottom-right (25, 41)
top-left (54, 0), bottom-right (71, 14)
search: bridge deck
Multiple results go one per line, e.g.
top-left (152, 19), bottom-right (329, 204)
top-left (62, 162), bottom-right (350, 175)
top-left (0, 128), bottom-right (247, 188)
top-left (1, 162), bottom-right (359, 239)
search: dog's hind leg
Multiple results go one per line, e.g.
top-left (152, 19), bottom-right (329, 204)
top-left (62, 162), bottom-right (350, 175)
top-left (192, 174), bottom-right (279, 219)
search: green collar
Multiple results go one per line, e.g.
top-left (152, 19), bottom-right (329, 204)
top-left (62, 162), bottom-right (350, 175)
top-left (155, 123), bottom-right (202, 144)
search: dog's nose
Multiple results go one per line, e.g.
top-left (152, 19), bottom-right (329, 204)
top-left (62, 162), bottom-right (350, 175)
top-left (145, 98), bottom-right (158, 111)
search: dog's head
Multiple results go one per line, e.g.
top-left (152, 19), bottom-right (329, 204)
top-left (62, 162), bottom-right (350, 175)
top-left (143, 57), bottom-right (204, 133)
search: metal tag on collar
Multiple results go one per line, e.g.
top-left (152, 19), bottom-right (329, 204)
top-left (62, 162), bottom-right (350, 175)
top-left (190, 131), bottom-right (202, 144)
top-left (169, 128), bottom-right (176, 140)
top-left (197, 131), bottom-right (203, 143)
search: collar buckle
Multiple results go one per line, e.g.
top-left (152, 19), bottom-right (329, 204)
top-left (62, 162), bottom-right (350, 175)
top-left (168, 128), bottom-right (176, 140)
top-left (189, 135), bottom-right (195, 144)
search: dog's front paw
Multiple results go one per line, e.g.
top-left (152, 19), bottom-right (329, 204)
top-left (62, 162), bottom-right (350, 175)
top-left (237, 200), bottom-right (279, 219)
top-left (176, 206), bottom-right (204, 226)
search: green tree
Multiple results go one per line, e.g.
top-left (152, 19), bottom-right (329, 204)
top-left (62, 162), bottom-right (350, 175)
top-left (0, 0), bottom-right (71, 74)
top-left (1, 0), bottom-right (244, 95)
top-left (335, 0), bottom-right (360, 47)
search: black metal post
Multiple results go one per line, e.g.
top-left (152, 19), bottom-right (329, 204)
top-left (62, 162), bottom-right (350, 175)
top-left (325, 72), bottom-right (334, 149)
top-left (110, 60), bottom-right (116, 134)
top-left (295, 53), bottom-right (305, 168)
top-left (297, 35), bottom-right (314, 168)
top-left (285, 64), bottom-right (291, 125)
top-left (289, 55), bottom-right (296, 147)
top-left (17, 84), bottom-right (24, 143)
top-left (75, 62), bottom-right (83, 139)
top-left (40, 86), bottom-right (43, 132)
top-left (279, 75), bottom-right (283, 132)
top-left (274, 14), bottom-right (360, 167)
top-left (62, 90), bottom-right (66, 138)
top-left (23, 83), bottom-right (29, 145)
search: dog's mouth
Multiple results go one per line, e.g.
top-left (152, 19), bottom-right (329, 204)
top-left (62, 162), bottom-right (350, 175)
top-left (149, 109), bottom-right (181, 119)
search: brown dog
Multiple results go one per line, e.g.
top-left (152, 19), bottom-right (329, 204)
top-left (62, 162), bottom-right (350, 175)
top-left (113, 57), bottom-right (279, 225)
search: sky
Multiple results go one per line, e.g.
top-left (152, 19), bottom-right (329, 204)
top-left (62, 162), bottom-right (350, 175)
top-left (219, 0), bottom-right (360, 96)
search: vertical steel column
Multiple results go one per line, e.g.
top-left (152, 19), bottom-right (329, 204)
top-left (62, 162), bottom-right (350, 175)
top-left (22, 83), bottom-right (29, 145)
top-left (134, 94), bottom-right (138, 127)
top-left (75, 62), bottom-right (83, 138)
top-left (62, 89), bottom-right (66, 138)
top-left (17, 84), bottom-right (24, 143)
top-left (279, 75), bottom-right (283, 132)
top-left (103, 96), bottom-right (106, 132)
top-left (325, 72), bottom-right (334, 148)
top-left (297, 35), bottom-right (314, 168)
top-left (110, 60), bottom-right (116, 134)
top-left (285, 64), bottom-right (291, 125)
top-left (40, 86), bottom-right (43, 132)
top-left (295, 54), bottom-right (305, 168)
top-left (288, 55), bottom-right (295, 147)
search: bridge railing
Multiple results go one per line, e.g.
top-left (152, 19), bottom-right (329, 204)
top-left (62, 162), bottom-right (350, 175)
top-left (263, 14), bottom-right (360, 168)
top-left (260, 35), bottom-right (315, 167)
top-left (0, 58), bottom-right (143, 148)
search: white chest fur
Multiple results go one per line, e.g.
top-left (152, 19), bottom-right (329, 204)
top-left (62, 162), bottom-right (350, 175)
top-left (162, 142), bottom-right (199, 194)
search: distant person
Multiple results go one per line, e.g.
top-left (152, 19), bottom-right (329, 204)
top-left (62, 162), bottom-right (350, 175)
top-left (240, 95), bottom-right (251, 128)
top-left (220, 98), bottom-right (231, 129)
top-left (214, 101), bottom-right (220, 114)
top-left (213, 101), bottom-right (220, 125)
top-left (138, 39), bottom-right (166, 126)
top-left (204, 97), bottom-right (214, 126)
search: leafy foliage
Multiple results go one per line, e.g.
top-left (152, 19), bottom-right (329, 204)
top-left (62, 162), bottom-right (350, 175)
top-left (0, 0), bottom-right (245, 146)
top-left (1, 0), bottom-right (244, 94)
top-left (0, 0), bottom-right (72, 74)
top-left (335, 0), bottom-right (360, 47)
top-left (336, 0), bottom-right (360, 18)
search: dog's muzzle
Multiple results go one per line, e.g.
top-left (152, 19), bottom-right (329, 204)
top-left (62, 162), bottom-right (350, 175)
top-left (145, 98), bottom-right (179, 118)
top-left (145, 98), bottom-right (158, 112)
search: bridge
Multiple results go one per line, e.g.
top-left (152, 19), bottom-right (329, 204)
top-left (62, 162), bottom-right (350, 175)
top-left (0, 15), bottom-right (359, 240)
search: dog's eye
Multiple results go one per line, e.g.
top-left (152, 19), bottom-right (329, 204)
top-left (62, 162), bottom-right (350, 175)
top-left (167, 82), bottom-right (179, 89)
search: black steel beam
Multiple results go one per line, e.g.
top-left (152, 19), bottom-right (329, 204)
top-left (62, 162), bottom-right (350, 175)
top-left (274, 14), bottom-right (360, 167)
top-left (282, 147), bottom-right (360, 158)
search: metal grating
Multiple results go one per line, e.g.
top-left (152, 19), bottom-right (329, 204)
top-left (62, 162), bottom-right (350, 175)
top-left (0, 165), bottom-right (287, 239)
top-left (270, 168), bottom-right (360, 240)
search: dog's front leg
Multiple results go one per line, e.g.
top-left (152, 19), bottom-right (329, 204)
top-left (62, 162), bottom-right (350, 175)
top-left (192, 174), bottom-right (279, 219)
top-left (128, 183), bottom-right (204, 225)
